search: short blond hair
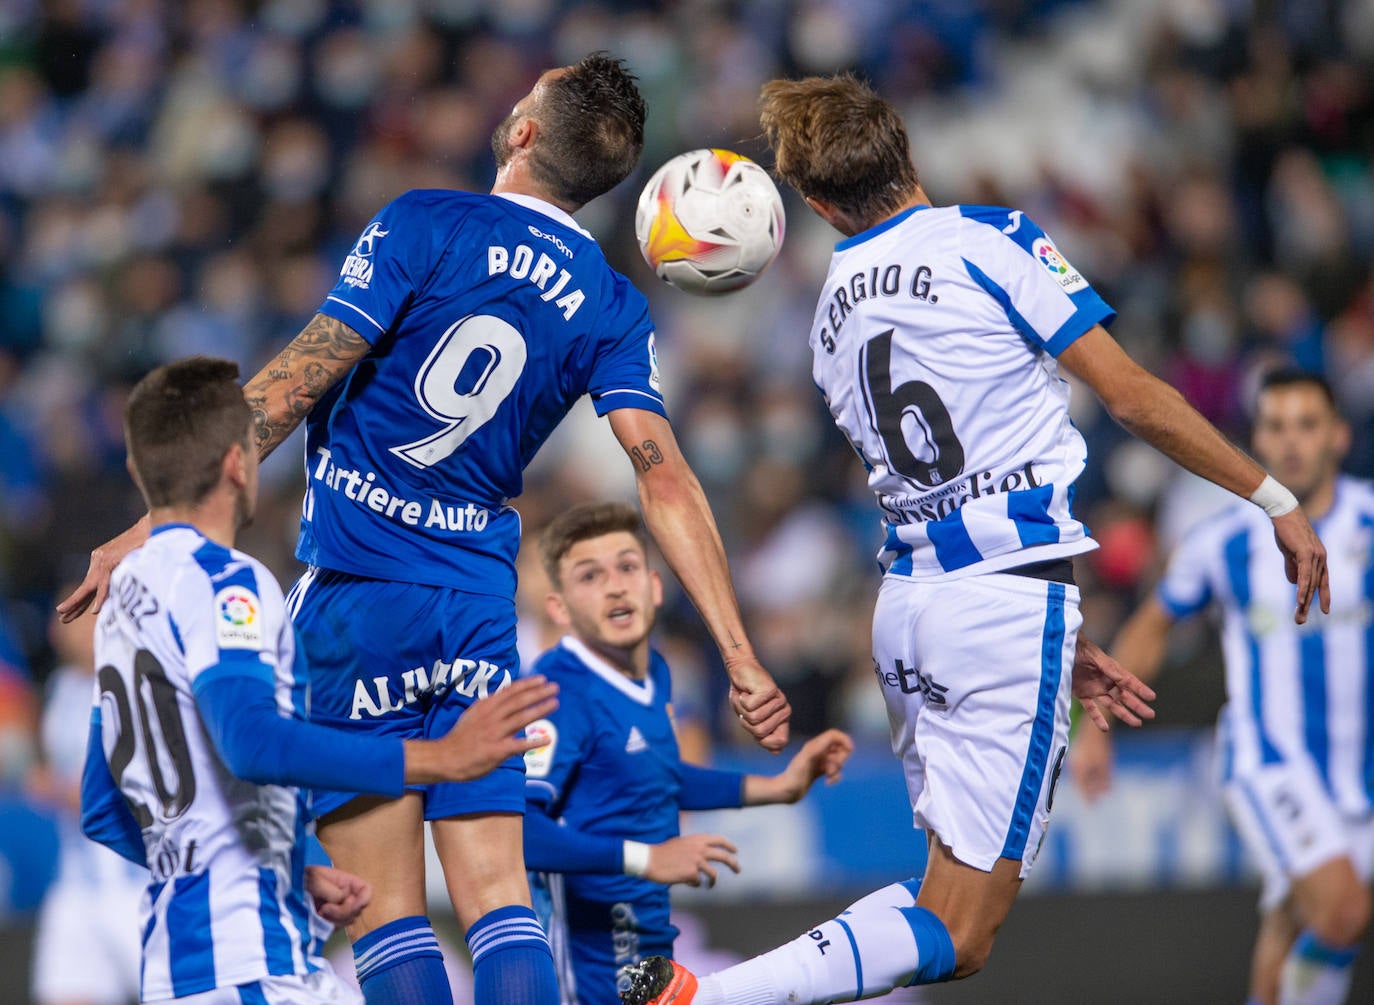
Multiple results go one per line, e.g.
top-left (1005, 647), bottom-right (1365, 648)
top-left (759, 74), bottom-right (919, 227)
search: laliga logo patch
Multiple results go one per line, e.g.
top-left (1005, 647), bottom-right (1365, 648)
top-left (1035, 239), bottom-right (1068, 275)
top-left (1034, 237), bottom-right (1089, 293)
top-left (523, 718), bottom-right (557, 778)
top-left (215, 586), bottom-right (263, 649)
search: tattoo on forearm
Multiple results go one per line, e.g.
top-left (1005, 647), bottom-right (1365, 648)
top-left (630, 439), bottom-right (665, 472)
top-left (728, 632), bottom-right (744, 651)
top-left (243, 314), bottom-right (368, 456)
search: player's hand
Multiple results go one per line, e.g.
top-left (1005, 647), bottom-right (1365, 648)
top-left (1271, 508), bottom-right (1330, 624)
top-left (1068, 724), bottom-right (1114, 803)
top-left (774, 729), bottom-right (854, 803)
top-left (645, 833), bottom-right (740, 888)
top-left (423, 676), bottom-right (559, 782)
top-left (1072, 636), bottom-right (1155, 731)
top-left (305, 864), bottom-right (372, 926)
top-left (725, 656), bottom-right (790, 752)
top-left (56, 515), bottom-right (151, 623)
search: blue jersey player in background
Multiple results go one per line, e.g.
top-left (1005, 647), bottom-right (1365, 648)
top-left (81, 357), bottom-right (558, 1004)
top-left (62, 54), bottom-right (791, 1005)
top-left (522, 503), bottom-right (853, 1004)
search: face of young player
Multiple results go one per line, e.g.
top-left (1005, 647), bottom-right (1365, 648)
top-left (550, 531), bottom-right (662, 674)
top-left (1252, 383), bottom-right (1349, 505)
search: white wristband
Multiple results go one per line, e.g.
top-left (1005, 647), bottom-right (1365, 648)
top-left (623, 840), bottom-right (652, 877)
top-left (1249, 475), bottom-right (1299, 519)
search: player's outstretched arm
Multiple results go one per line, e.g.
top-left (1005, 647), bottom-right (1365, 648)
top-left (608, 407), bottom-right (791, 752)
top-left (1059, 326), bottom-right (1330, 623)
top-left (58, 314), bottom-right (370, 623)
top-left (742, 728), bottom-right (854, 805)
top-left (242, 312), bottom-right (370, 460)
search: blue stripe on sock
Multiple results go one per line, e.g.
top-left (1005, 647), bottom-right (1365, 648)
top-left (465, 905), bottom-right (548, 959)
top-left (1294, 929), bottom-right (1360, 968)
top-left (353, 916), bottom-right (443, 982)
top-left (897, 905), bottom-right (956, 984)
top-left (835, 917), bottom-right (863, 999)
top-left (1001, 582), bottom-right (1065, 860)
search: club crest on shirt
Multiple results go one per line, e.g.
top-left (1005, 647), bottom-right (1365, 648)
top-left (1033, 237), bottom-right (1089, 293)
top-left (524, 719), bottom-right (557, 778)
top-left (215, 586), bottom-right (263, 649)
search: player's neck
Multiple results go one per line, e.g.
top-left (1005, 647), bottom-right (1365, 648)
top-left (1300, 476), bottom-right (1338, 522)
top-left (147, 499), bottom-right (239, 550)
top-left (580, 635), bottom-right (650, 681)
top-left (490, 164), bottom-right (580, 216)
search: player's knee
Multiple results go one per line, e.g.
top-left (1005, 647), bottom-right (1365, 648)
top-left (1310, 884), bottom-right (1371, 948)
top-left (948, 929), bottom-right (996, 979)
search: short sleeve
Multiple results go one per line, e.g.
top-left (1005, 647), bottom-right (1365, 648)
top-left (317, 192), bottom-right (444, 343)
top-left (586, 283), bottom-right (668, 418)
top-left (956, 207), bottom-right (1116, 357)
top-left (1155, 529), bottom-right (1216, 619)
top-left (171, 560), bottom-right (275, 689)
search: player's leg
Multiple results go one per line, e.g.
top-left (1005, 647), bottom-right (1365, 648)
top-left (1224, 760), bottom-right (1370, 1005)
top-left (289, 570), bottom-right (469, 1004)
top-left (1278, 857), bottom-right (1368, 1005)
top-left (1246, 904), bottom-right (1301, 1005)
top-left (621, 573), bottom-right (1075, 1005)
top-left (431, 812), bottom-right (558, 1005)
top-left (316, 793), bottom-right (453, 1005)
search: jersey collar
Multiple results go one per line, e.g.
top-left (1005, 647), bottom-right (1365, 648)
top-left (494, 192), bottom-right (593, 238)
top-left (834, 204), bottom-right (929, 252)
top-left (558, 635), bottom-right (655, 706)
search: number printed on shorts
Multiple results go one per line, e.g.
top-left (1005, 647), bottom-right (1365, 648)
top-left (391, 314), bottom-right (528, 469)
top-left (861, 328), bottom-right (965, 488)
top-left (98, 650), bottom-right (197, 824)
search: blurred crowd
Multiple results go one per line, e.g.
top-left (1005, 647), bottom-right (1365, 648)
top-left (0, 0), bottom-right (1372, 807)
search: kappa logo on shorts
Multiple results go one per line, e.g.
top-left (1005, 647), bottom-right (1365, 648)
top-left (874, 658), bottom-right (948, 707)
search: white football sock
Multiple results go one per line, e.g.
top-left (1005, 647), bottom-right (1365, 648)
top-left (1278, 930), bottom-right (1358, 1005)
top-left (691, 881), bottom-right (952, 1005)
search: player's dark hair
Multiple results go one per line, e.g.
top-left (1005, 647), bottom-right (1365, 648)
top-left (759, 74), bottom-right (919, 227)
top-left (540, 501), bottom-right (648, 587)
top-left (528, 52), bottom-right (646, 207)
top-left (125, 356), bottom-right (250, 508)
top-left (1258, 368), bottom-right (1337, 409)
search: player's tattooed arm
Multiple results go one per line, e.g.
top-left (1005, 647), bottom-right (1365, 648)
top-left (630, 439), bottom-right (664, 472)
top-left (243, 313), bottom-right (370, 459)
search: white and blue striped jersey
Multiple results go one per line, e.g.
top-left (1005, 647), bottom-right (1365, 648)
top-left (92, 524), bottom-right (320, 1001)
top-left (810, 205), bottom-right (1115, 579)
top-left (1158, 476), bottom-right (1374, 816)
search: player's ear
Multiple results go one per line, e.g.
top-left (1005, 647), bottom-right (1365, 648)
top-left (224, 441), bottom-right (248, 490)
top-left (545, 591), bottom-right (571, 629)
top-left (507, 116), bottom-right (537, 152)
top-left (649, 570), bottom-right (663, 608)
top-left (1335, 418), bottom-right (1352, 460)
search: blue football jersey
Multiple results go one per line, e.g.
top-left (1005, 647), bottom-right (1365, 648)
top-left (525, 638), bottom-right (683, 1001)
top-left (302, 191), bottom-right (666, 596)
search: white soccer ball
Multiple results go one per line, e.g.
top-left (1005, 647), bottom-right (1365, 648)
top-left (634, 148), bottom-right (785, 295)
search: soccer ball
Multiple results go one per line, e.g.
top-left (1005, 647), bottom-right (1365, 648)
top-left (635, 148), bottom-right (785, 295)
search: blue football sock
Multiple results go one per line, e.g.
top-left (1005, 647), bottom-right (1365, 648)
top-left (466, 904), bottom-right (558, 1005)
top-left (352, 915), bottom-right (453, 1005)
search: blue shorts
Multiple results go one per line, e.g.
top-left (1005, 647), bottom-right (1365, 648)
top-left (287, 567), bottom-right (525, 820)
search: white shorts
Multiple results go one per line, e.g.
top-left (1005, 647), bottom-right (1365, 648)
top-left (1223, 759), bottom-right (1374, 911)
top-left (143, 967), bottom-right (357, 1005)
top-left (31, 878), bottom-right (143, 1005)
top-left (872, 571), bottom-right (1079, 879)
